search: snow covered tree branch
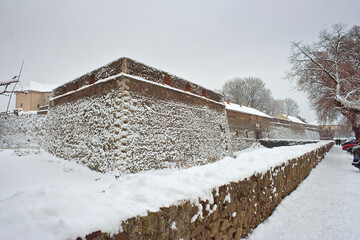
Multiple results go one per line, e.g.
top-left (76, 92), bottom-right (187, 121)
top-left (0, 78), bottom-right (20, 95)
top-left (288, 24), bottom-right (360, 138)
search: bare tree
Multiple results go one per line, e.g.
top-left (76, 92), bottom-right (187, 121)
top-left (261, 98), bottom-right (283, 116)
top-left (288, 24), bottom-right (360, 138)
top-left (221, 77), bottom-right (293, 116)
top-left (222, 77), bottom-right (276, 113)
top-left (0, 78), bottom-right (19, 95)
top-left (240, 77), bottom-right (267, 108)
top-left (280, 98), bottom-right (300, 116)
top-left (221, 78), bottom-right (244, 104)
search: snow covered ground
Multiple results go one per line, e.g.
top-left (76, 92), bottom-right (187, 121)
top-left (245, 145), bottom-right (360, 240)
top-left (0, 142), bottom-right (357, 240)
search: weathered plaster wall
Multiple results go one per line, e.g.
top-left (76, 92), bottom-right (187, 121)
top-left (47, 75), bottom-right (231, 173)
top-left (0, 113), bottom-right (47, 148)
top-left (80, 142), bottom-right (334, 240)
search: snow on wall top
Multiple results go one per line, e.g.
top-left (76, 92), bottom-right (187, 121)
top-left (225, 102), bottom-right (272, 119)
top-left (52, 57), bottom-right (223, 103)
top-left (287, 116), bottom-right (305, 124)
top-left (277, 114), bottom-right (307, 124)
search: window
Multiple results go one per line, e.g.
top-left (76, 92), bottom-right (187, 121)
top-left (201, 89), bottom-right (207, 98)
top-left (73, 82), bottom-right (79, 91)
top-left (89, 74), bottom-right (96, 84)
top-left (20, 103), bottom-right (23, 108)
top-left (163, 75), bottom-right (172, 86)
top-left (37, 104), bottom-right (40, 109)
top-left (184, 82), bottom-right (192, 92)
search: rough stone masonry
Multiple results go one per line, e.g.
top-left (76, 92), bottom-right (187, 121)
top-left (46, 58), bottom-right (232, 173)
top-left (79, 142), bottom-right (333, 240)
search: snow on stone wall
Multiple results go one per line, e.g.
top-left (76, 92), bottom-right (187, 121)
top-left (79, 142), bottom-right (334, 240)
top-left (230, 136), bottom-right (255, 153)
top-left (46, 76), bottom-right (231, 174)
top-left (0, 113), bottom-right (47, 148)
top-left (268, 124), bottom-right (319, 140)
top-left (227, 112), bottom-right (319, 152)
top-left (1, 58), bottom-right (320, 174)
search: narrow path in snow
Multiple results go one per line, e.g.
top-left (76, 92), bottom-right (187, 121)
top-left (245, 145), bottom-right (360, 240)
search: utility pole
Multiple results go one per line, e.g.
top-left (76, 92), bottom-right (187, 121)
top-left (6, 61), bottom-right (24, 114)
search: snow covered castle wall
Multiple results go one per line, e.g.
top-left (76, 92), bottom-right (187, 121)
top-left (226, 107), bottom-right (320, 150)
top-left (46, 58), bottom-right (231, 173)
top-left (268, 122), bottom-right (320, 140)
top-left (0, 112), bottom-right (47, 148)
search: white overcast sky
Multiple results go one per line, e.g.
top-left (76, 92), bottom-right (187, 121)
top-left (1, 0), bottom-right (359, 122)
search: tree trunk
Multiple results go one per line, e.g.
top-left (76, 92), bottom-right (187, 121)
top-left (353, 125), bottom-right (360, 140)
top-left (339, 109), bottom-right (360, 140)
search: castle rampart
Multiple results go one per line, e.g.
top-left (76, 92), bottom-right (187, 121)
top-left (0, 57), bottom-right (319, 174)
top-left (52, 58), bottom-right (222, 103)
top-left (226, 103), bottom-right (319, 142)
top-left (47, 58), bottom-right (231, 173)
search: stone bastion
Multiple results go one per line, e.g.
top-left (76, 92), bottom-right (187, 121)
top-left (46, 57), bottom-right (232, 173)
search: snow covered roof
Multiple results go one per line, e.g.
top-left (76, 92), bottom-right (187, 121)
top-left (26, 81), bottom-right (57, 92)
top-left (225, 102), bottom-right (272, 118)
top-left (287, 116), bottom-right (305, 124)
top-left (277, 114), bottom-right (306, 124)
top-left (309, 121), bottom-right (319, 126)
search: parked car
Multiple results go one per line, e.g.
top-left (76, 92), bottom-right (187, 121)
top-left (347, 145), bottom-right (359, 153)
top-left (342, 138), bottom-right (356, 147)
top-left (352, 157), bottom-right (360, 170)
top-left (342, 140), bottom-right (359, 151)
top-left (353, 145), bottom-right (360, 158)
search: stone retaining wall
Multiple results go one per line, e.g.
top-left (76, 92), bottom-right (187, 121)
top-left (80, 142), bottom-right (333, 240)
